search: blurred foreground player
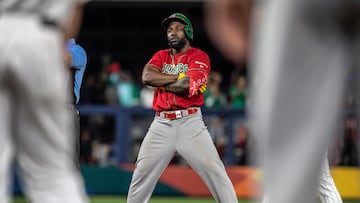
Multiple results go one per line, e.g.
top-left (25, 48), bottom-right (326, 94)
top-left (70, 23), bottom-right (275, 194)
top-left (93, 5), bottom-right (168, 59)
top-left (0, 0), bottom-right (89, 203)
top-left (205, 0), bottom-right (360, 202)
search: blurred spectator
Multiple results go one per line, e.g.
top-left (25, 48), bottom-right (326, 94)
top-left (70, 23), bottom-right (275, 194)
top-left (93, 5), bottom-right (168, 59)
top-left (80, 73), bottom-right (106, 105)
top-left (203, 71), bottom-right (228, 160)
top-left (80, 74), bottom-right (97, 104)
top-left (104, 61), bottom-right (140, 107)
top-left (140, 85), bottom-right (155, 108)
top-left (229, 75), bottom-right (247, 109)
top-left (204, 71), bottom-right (228, 108)
top-left (116, 70), bottom-right (140, 107)
top-left (208, 117), bottom-right (227, 160)
top-left (92, 140), bottom-right (112, 167)
top-left (105, 61), bottom-right (122, 105)
top-left (79, 114), bottom-right (115, 165)
top-left (79, 128), bottom-right (93, 165)
top-left (234, 126), bottom-right (249, 165)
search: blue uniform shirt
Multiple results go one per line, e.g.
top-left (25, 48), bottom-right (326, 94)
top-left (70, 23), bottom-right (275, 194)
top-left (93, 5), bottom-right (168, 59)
top-left (66, 38), bottom-right (87, 104)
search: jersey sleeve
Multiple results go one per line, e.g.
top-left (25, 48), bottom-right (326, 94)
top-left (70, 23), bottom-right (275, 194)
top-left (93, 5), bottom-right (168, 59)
top-left (147, 50), bottom-right (164, 71)
top-left (187, 51), bottom-right (211, 97)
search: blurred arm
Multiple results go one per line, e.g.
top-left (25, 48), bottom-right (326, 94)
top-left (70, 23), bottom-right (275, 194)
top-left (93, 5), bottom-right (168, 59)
top-left (204, 0), bottom-right (253, 64)
top-left (63, 2), bottom-right (85, 41)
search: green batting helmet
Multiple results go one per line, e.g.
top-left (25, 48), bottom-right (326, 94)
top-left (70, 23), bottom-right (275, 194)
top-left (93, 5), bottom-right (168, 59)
top-left (162, 13), bottom-right (193, 41)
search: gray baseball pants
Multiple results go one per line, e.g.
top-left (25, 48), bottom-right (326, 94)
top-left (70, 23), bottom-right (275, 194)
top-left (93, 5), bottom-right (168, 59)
top-left (127, 109), bottom-right (238, 203)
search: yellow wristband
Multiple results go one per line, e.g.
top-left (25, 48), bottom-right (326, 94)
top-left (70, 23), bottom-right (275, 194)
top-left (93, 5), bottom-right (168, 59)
top-left (177, 72), bottom-right (187, 80)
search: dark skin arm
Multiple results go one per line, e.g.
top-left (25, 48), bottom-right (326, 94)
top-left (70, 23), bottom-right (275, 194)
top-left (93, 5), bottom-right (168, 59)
top-left (142, 64), bottom-right (177, 86)
top-left (64, 2), bottom-right (84, 42)
top-left (164, 77), bottom-right (189, 96)
top-left (142, 64), bottom-right (189, 95)
top-left (62, 2), bottom-right (83, 68)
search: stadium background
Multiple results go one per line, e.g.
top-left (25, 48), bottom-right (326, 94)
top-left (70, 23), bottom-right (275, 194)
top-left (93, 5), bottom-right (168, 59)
top-left (78, 0), bottom-right (243, 92)
top-left (14, 0), bottom-right (360, 202)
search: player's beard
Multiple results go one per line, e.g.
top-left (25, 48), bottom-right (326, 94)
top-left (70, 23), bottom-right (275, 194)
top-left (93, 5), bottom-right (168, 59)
top-left (168, 38), bottom-right (187, 50)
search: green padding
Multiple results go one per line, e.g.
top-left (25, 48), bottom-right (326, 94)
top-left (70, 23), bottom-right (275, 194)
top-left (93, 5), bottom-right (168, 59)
top-left (80, 166), bottom-right (184, 196)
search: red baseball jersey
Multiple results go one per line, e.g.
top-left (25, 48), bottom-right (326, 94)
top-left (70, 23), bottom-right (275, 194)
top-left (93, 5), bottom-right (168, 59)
top-left (147, 47), bottom-right (210, 111)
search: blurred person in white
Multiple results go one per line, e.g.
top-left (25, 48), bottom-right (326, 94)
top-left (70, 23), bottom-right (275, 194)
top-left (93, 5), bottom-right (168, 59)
top-left (105, 61), bottom-right (122, 105)
top-left (0, 0), bottom-right (89, 203)
top-left (92, 140), bottom-right (111, 167)
top-left (104, 61), bottom-right (140, 107)
top-left (140, 85), bottom-right (155, 108)
top-left (205, 0), bottom-right (359, 202)
top-left (116, 70), bottom-right (140, 107)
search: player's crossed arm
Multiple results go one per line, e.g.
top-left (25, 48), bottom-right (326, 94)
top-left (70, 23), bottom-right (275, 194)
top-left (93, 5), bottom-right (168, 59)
top-left (164, 72), bottom-right (207, 96)
top-left (142, 64), bottom-right (178, 87)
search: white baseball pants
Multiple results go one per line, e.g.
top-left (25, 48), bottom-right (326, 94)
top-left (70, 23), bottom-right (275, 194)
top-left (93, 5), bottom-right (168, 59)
top-left (0, 15), bottom-right (88, 203)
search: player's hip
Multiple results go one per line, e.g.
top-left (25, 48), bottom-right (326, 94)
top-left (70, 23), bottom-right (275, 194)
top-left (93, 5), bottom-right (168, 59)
top-left (155, 107), bottom-right (201, 120)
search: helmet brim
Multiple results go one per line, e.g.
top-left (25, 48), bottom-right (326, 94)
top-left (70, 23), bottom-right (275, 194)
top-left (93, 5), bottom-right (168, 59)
top-left (161, 17), bottom-right (188, 30)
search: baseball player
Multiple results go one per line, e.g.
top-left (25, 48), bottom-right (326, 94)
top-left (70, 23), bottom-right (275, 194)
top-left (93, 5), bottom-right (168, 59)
top-left (65, 38), bottom-right (87, 166)
top-left (0, 1), bottom-right (88, 203)
top-left (205, 0), bottom-right (360, 203)
top-left (126, 13), bottom-right (238, 203)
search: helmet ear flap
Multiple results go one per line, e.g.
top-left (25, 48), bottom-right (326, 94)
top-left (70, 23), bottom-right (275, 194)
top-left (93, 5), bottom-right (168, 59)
top-left (184, 25), bottom-right (193, 41)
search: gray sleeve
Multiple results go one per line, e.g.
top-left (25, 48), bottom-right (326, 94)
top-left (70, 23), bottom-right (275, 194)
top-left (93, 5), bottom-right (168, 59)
top-left (41, 0), bottom-right (86, 29)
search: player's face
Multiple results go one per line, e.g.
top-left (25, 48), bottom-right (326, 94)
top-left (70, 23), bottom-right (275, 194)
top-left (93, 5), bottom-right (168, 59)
top-left (167, 21), bottom-right (188, 50)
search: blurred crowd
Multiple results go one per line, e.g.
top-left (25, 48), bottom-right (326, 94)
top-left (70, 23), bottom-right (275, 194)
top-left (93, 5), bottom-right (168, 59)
top-left (80, 59), bottom-right (248, 109)
top-left (77, 55), bottom-right (358, 168)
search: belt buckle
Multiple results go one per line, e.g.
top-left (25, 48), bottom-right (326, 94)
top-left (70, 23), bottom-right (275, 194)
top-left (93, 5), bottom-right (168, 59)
top-left (175, 110), bottom-right (182, 119)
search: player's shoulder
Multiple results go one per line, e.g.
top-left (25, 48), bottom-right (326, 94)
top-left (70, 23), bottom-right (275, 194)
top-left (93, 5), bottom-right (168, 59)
top-left (189, 47), bottom-right (209, 56)
top-left (154, 48), bottom-right (170, 56)
top-left (188, 47), bottom-right (210, 60)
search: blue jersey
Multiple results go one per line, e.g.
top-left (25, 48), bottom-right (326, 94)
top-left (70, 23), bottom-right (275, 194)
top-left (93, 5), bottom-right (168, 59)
top-left (66, 38), bottom-right (87, 104)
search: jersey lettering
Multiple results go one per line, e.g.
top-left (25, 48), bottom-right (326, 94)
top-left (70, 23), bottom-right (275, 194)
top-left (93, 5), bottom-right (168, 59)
top-left (162, 63), bottom-right (188, 74)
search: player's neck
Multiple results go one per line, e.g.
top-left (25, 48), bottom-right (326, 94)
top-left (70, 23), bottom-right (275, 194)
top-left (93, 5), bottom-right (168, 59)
top-left (171, 44), bottom-right (191, 55)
